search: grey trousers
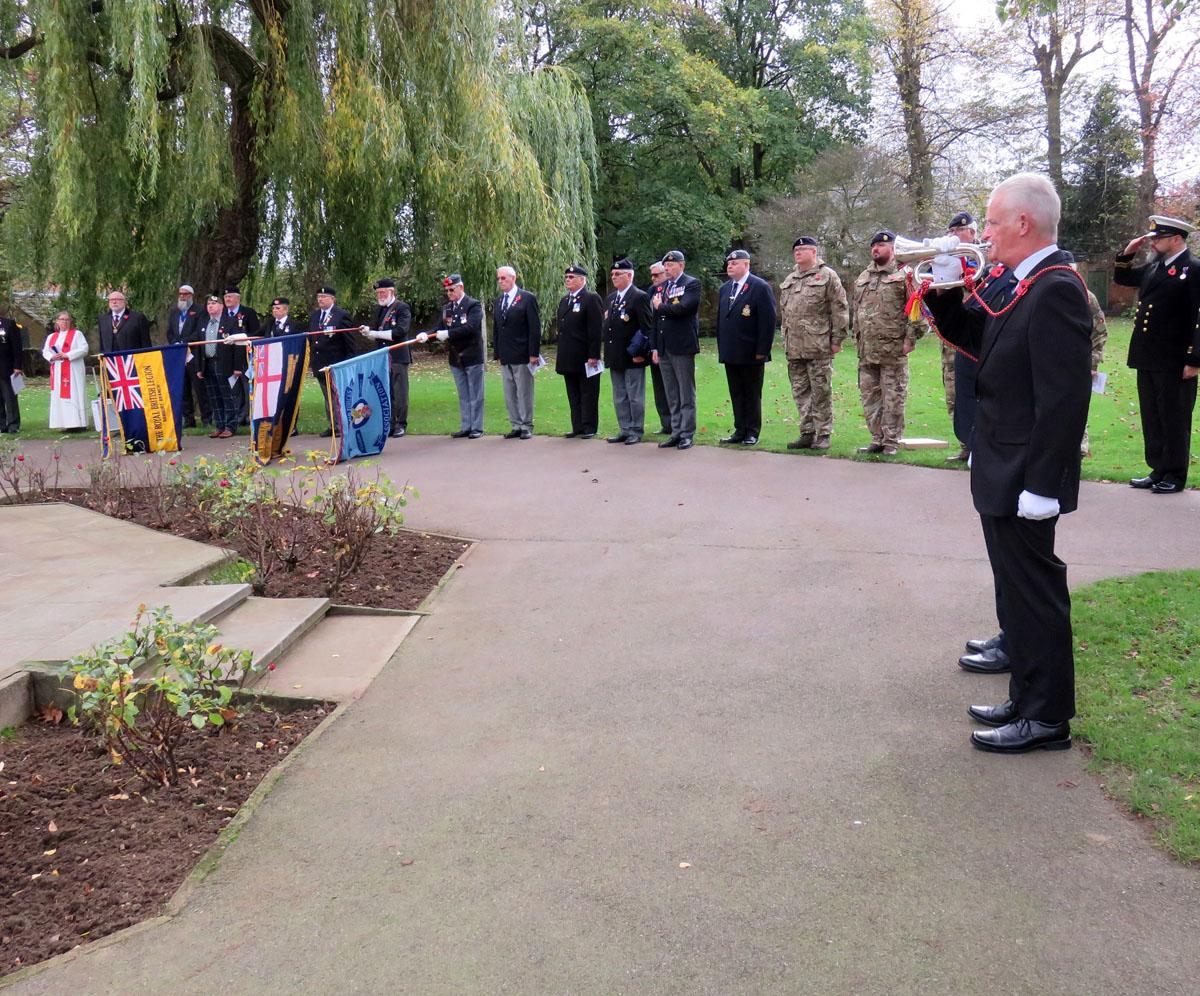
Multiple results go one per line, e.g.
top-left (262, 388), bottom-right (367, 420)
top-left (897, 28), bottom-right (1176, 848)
top-left (501, 362), bottom-right (535, 431)
top-left (450, 363), bottom-right (485, 432)
top-left (610, 366), bottom-right (646, 435)
top-left (658, 350), bottom-right (696, 437)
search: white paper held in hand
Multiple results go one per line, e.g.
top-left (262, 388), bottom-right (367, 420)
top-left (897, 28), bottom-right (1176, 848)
top-left (9, 372), bottom-right (25, 394)
top-left (1091, 371), bottom-right (1107, 395)
top-left (585, 360), bottom-right (605, 378)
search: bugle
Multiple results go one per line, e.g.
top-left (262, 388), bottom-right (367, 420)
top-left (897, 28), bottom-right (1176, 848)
top-left (893, 235), bottom-right (990, 290)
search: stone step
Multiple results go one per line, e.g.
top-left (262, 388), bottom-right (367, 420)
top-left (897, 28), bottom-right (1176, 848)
top-left (208, 596), bottom-right (332, 677)
top-left (255, 612), bottom-right (419, 701)
top-left (0, 671), bottom-right (32, 728)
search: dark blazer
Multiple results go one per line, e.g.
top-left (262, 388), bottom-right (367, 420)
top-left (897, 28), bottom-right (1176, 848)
top-left (492, 288), bottom-right (541, 364)
top-left (195, 314), bottom-right (248, 378)
top-left (0, 318), bottom-right (23, 376)
top-left (166, 305), bottom-right (202, 347)
top-left (224, 305), bottom-right (260, 338)
top-left (440, 295), bottom-right (485, 368)
top-left (267, 316), bottom-right (295, 337)
top-left (98, 309), bottom-right (152, 353)
top-left (652, 272), bottom-right (701, 355)
top-left (925, 249), bottom-right (1091, 517)
top-left (554, 289), bottom-right (603, 374)
top-left (307, 304), bottom-right (355, 370)
top-left (602, 285), bottom-right (654, 372)
top-left (716, 272), bottom-right (776, 364)
top-left (1114, 247), bottom-right (1200, 371)
top-left (375, 299), bottom-right (413, 366)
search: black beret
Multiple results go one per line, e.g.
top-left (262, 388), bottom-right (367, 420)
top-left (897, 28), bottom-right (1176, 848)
top-left (725, 248), bottom-right (751, 262)
top-left (223, 285), bottom-right (240, 295)
top-left (565, 264), bottom-right (588, 277)
top-left (661, 250), bottom-right (685, 263)
top-left (206, 292), bottom-right (222, 303)
top-left (948, 212), bottom-right (975, 230)
top-left (611, 258), bottom-right (635, 271)
top-left (271, 297), bottom-right (289, 306)
top-left (793, 236), bottom-right (818, 249)
top-left (870, 230), bottom-right (896, 246)
top-left (318, 284), bottom-right (338, 295)
top-left (442, 273), bottom-right (463, 287)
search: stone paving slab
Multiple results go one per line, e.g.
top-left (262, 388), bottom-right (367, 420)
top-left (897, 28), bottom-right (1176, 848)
top-left (209, 595), bottom-right (331, 676)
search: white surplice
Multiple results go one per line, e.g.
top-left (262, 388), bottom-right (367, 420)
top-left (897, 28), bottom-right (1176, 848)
top-left (42, 328), bottom-right (89, 428)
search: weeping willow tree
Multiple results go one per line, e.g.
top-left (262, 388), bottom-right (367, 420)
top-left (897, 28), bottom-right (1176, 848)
top-left (0, 0), bottom-right (596, 317)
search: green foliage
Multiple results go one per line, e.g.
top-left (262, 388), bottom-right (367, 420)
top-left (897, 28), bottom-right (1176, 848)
top-left (1073, 570), bottom-right (1200, 863)
top-left (67, 605), bottom-right (259, 787)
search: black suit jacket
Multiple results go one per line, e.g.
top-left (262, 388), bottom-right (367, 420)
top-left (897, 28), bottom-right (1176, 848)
top-left (224, 306), bottom-right (260, 338)
top-left (493, 289), bottom-right (541, 364)
top-left (554, 289), bottom-right (603, 374)
top-left (166, 306), bottom-right (202, 346)
top-left (652, 273), bottom-right (701, 356)
top-left (375, 299), bottom-right (413, 366)
top-left (925, 249), bottom-right (1091, 517)
top-left (716, 272), bottom-right (776, 364)
top-left (0, 318), bottom-right (23, 376)
top-left (267, 316), bottom-right (296, 338)
top-left (98, 309), bottom-right (152, 354)
top-left (1114, 247), bottom-right (1200, 371)
top-left (307, 304), bottom-right (355, 370)
top-left (195, 314), bottom-right (248, 379)
top-left (602, 285), bottom-right (654, 372)
top-left (439, 295), bottom-right (485, 368)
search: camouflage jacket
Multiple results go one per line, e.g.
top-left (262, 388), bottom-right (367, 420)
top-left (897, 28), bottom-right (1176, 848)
top-left (851, 260), bottom-right (925, 364)
top-left (1086, 288), bottom-right (1107, 372)
top-left (778, 262), bottom-right (849, 360)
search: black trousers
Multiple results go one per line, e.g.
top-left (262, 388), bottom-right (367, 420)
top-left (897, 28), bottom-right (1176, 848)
top-left (390, 362), bottom-right (409, 431)
top-left (724, 362), bottom-right (764, 437)
top-left (0, 374), bottom-right (20, 432)
top-left (562, 371), bottom-right (600, 434)
top-left (1136, 368), bottom-right (1197, 485)
top-left (979, 514), bottom-right (1074, 725)
top-left (650, 361), bottom-right (671, 430)
top-left (182, 362), bottom-right (211, 424)
top-left (314, 369), bottom-right (336, 432)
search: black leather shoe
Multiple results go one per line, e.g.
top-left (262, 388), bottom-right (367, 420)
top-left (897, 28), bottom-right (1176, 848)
top-left (787, 436), bottom-right (814, 450)
top-left (519, 429), bottom-right (532, 439)
top-left (504, 430), bottom-right (521, 439)
top-left (658, 436), bottom-right (680, 448)
top-left (1151, 480), bottom-right (1184, 494)
top-left (740, 435), bottom-right (758, 446)
top-left (468, 430), bottom-right (483, 439)
top-left (581, 432), bottom-right (596, 439)
top-left (563, 431), bottom-right (579, 438)
top-left (624, 435), bottom-right (641, 445)
top-left (389, 426), bottom-right (406, 438)
top-left (677, 437), bottom-right (694, 450)
top-left (607, 434), bottom-right (628, 443)
top-left (719, 434), bottom-right (744, 445)
top-left (967, 699), bottom-right (1019, 727)
top-left (1130, 475), bottom-right (1159, 489)
top-left (959, 648), bottom-right (1011, 674)
top-left (320, 428), bottom-right (333, 438)
top-left (965, 632), bottom-right (1003, 654)
top-left (971, 718), bottom-right (1071, 753)
top-left (857, 443), bottom-right (884, 454)
top-left (450, 430), bottom-right (470, 438)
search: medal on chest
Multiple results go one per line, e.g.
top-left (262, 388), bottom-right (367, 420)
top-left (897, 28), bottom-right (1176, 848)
top-left (741, 304), bottom-right (751, 317)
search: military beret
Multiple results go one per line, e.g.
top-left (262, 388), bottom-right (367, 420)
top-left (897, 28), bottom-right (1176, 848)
top-left (661, 250), bottom-right (685, 263)
top-left (272, 297), bottom-right (289, 306)
top-left (565, 264), bottom-right (588, 277)
top-left (611, 258), bottom-right (635, 271)
top-left (793, 236), bottom-right (818, 249)
top-left (870, 230), bottom-right (896, 246)
top-left (442, 273), bottom-right (464, 287)
top-left (725, 249), bottom-right (751, 262)
top-left (318, 284), bottom-right (337, 295)
top-left (207, 292), bottom-right (222, 303)
top-left (948, 211), bottom-right (975, 230)
top-left (223, 285), bottom-right (240, 295)
top-left (1146, 214), bottom-right (1196, 239)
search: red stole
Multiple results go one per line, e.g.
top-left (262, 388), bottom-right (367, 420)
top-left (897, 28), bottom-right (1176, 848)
top-left (48, 329), bottom-right (77, 399)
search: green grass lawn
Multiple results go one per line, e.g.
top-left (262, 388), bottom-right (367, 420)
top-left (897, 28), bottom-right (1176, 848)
top-left (7, 318), bottom-right (1170, 485)
top-left (1073, 570), bottom-right (1200, 864)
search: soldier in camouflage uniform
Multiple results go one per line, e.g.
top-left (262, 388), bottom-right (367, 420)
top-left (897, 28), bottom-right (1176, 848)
top-left (779, 236), bottom-right (849, 449)
top-left (1081, 282), bottom-right (1107, 457)
top-left (851, 231), bottom-right (926, 455)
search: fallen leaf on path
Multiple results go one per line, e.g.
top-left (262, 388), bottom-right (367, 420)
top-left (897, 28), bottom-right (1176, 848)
top-left (47, 820), bottom-right (57, 833)
top-left (401, 859), bottom-right (414, 867)
top-left (1057, 780), bottom-right (1078, 789)
top-left (678, 862), bottom-right (691, 869)
top-left (107, 793), bottom-right (129, 801)
top-left (43, 849), bottom-right (56, 857)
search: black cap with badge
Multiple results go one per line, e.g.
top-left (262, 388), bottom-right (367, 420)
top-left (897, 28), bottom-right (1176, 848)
top-left (611, 258), bottom-right (635, 271)
top-left (271, 297), bottom-right (289, 306)
top-left (317, 284), bottom-right (337, 296)
top-left (565, 264), bottom-right (587, 276)
top-left (371, 278), bottom-right (393, 291)
top-left (793, 236), bottom-right (818, 249)
top-left (725, 249), bottom-right (751, 262)
top-left (661, 250), bottom-right (685, 263)
top-left (870, 230), bottom-right (896, 246)
top-left (948, 211), bottom-right (975, 230)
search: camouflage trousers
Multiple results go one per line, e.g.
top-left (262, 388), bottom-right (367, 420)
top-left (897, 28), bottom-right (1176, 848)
top-left (787, 357), bottom-right (834, 441)
top-left (858, 359), bottom-right (909, 447)
top-left (941, 341), bottom-right (956, 416)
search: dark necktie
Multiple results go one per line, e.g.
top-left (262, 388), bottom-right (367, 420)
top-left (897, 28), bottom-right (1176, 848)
top-left (501, 294), bottom-right (510, 319)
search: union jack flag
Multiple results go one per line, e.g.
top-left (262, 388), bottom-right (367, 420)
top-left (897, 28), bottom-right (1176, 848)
top-left (104, 354), bottom-right (143, 411)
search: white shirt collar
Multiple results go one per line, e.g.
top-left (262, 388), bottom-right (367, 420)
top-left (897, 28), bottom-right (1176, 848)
top-left (1013, 243), bottom-right (1059, 280)
top-left (1163, 247), bottom-right (1186, 267)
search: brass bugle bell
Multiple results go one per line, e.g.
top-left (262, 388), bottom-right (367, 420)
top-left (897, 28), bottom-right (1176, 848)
top-left (893, 235), bottom-right (990, 289)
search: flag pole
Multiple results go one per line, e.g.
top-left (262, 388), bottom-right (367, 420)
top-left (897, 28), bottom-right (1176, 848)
top-left (317, 335), bottom-right (429, 374)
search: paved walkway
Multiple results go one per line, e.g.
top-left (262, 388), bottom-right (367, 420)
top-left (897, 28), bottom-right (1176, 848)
top-left (10, 436), bottom-right (1200, 994)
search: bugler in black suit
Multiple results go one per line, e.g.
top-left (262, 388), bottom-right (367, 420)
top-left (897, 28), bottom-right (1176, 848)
top-left (1114, 245), bottom-right (1200, 488)
top-left (716, 270), bottom-right (776, 442)
top-left (555, 285), bottom-right (604, 435)
top-left (926, 249), bottom-right (1092, 734)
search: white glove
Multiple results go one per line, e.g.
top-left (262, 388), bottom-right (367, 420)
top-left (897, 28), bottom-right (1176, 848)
top-left (358, 325), bottom-right (371, 334)
top-left (930, 255), bottom-right (961, 284)
top-left (1017, 490), bottom-right (1060, 520)
top-left (435, 330), bottom-right (449, 342)
top-left (367, 329), bottom-right (392, 341)
top-left (924, 235), bottom-right (960, 254)
top-left (415, 332), bottom-right (429, 343)
top-left (226, 332), bottom-right (249, 342)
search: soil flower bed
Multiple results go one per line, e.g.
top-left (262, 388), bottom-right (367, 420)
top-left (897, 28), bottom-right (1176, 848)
top-left (0, 705), bottom-right (331, 974)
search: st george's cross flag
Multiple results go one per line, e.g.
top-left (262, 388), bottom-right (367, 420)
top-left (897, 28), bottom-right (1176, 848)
top-left (249, 332), bottom-right (309, 465)
top-left (100, 343), bottom-right (186, 457)
top-left (326, 348), bottom-right (391, 462)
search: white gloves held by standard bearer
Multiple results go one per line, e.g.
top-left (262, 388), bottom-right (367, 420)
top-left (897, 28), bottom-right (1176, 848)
top-left (1017, 490), bottom-right (1060, 520)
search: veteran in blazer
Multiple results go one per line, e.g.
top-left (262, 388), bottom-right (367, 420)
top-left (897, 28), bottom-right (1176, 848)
top-left (924, 173), bottom-right (1092, 755)
top-left (651, 249), bottom-right (701, 449)
top-left (360, 278), bottom-right (413, 438)
top-left (493, 265), bottom-right (541, 439)
top-left (166, 284), bottom-right (208, 427)
top-left (716, 249), bottom-right (775, 446)
top-left (555, 265), bottom-right (604, 438)
top-left (603, 258), bottom-right (654, 444)
top-left (98, 290), bottom-right (152, 354)
top-left (307, 285), bottom-right (355, 437)
top-left (1114, 215), bottom-right (1200, 494)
